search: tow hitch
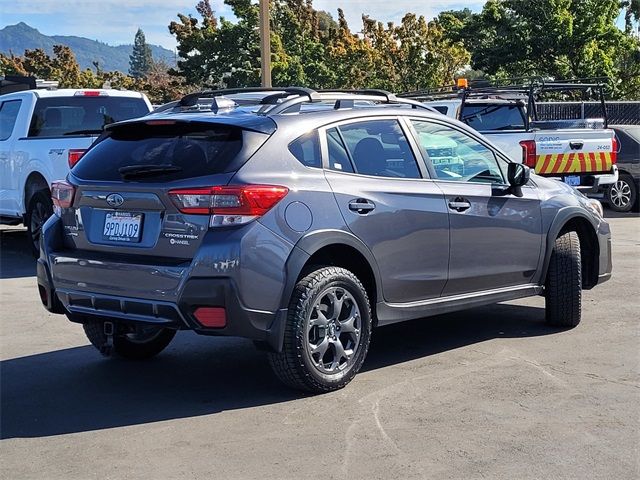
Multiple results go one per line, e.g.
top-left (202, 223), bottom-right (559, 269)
top-left (101, 321), bottom-right (115, 356)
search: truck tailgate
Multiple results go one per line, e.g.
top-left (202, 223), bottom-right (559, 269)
top-left (533, 130), bottom-right (614, 175)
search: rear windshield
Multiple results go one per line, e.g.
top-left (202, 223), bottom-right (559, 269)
top-left (72, 122), bottom-right (257, 182)
top-left (28, 96), bottom-right (150, 137)
top-left (461, 104), bottom-right (526, 131)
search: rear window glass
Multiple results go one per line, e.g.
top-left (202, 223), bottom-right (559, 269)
top-left (28, 96), bottom-right (150, 137)
top-left (72, 123), bottom-right (248, 182)
top-left (460, 104), bottom-right (525, 131)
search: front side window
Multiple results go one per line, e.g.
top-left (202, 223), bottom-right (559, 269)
top-left (0, 100), bottom-right (22, 141)
top-left (325, 119), bottom-right (421, 179)
top-left (411, 120), bottom-right (504, 184)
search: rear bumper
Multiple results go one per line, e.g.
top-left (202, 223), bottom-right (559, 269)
top-left (576, 165), bottom-right (619, 193)
top-left (37, 215), bottom-right (293, 351)
top-left (543, 166), bottom-right (619, 193)
top-left (38, 261), bottom-right (288, 350)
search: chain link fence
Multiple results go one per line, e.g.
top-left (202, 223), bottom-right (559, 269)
top-left (536, 101), bottom-right (640, 125)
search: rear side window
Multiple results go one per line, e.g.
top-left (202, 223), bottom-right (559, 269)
top-left (289, 131), bottom-right (321, 168)
top-left (327, 120), bottom-right (421, 178)
top-left (72, 122), bottom-right (259, 182)
top-left (28, 96), bottom-right (150, 137)
top-left (460, 104), bottom-right (526, 131)
top-left (0, 100), bottom-right (22, 141)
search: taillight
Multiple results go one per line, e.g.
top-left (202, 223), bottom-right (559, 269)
top-left (74, 90), bottom-right (107, 97)
top-left (68, 149), bottom-right (86, 168)
top-left (519, 140), bottom-right (537, 168)
top-left (611, 136), bottom-right (618, 165)
top-left (169, 185), bottom-right (289, 227)
top-left (51, 181), bottom-right (76, 213)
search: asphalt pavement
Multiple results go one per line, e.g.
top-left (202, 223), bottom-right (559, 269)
top-left (0, 213), bottom-right (638, 480)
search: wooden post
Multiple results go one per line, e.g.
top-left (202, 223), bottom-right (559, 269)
top-left (259, 0), bottom-right (271, 88)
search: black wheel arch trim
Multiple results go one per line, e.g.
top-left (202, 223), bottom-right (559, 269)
top-left (539, 207), bottom-right (600, 286)
top-left (267, 229), bottom-right (383, 353)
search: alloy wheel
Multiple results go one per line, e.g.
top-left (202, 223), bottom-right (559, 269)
top-left (609, 179), bottom-right (632, 209)
top-left (306, 286), bottom-right (362, 374)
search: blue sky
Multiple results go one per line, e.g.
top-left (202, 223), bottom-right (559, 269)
top-left (1, 0), bottom-right (485, 50)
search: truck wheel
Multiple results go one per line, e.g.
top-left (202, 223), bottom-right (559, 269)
top-left (83, 320), bottom-right (176, 360)
top-left (545, 231), bottom-right (582, 327)
top-left (268, 266), bottom-right (372, 393)
top-left (25, 190), bottom-right (53, 257)
top-left (606, 174), bottom-right (637, 213)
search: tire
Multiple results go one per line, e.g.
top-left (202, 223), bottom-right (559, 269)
top-left (268, 266), bottom-right (372, 393)
top-left (606, 173), bottom-right (637, 213)
top-left (545, 231), bottom-right (582, 327)
top-left (82, 320), bottom-right (176, 360)
top-left (25, 190), bottom-right (53, 257)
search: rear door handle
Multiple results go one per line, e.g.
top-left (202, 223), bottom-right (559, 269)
top-left (348, 199), bottom-right (375, 214)
top-left (448, 198), bottom-right (471, 212)
top-left (569, 141), bottom-right (584, 150)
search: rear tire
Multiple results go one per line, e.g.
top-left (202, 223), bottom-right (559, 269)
top-left (268, 266), bottom-right (372, 393)
top-left (82, 320), bottom-right (176, 360)
top-left (605, 173), bottom-right (637, 213)
top-left (25, 190), bottom-right (53, 257)
top-left (545, 231), bottom-right (582, 327)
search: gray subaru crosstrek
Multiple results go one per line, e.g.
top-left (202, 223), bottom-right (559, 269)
top-left (37, 88), bottom-right (612, 393)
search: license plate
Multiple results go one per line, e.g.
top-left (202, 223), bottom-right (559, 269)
top-left (103, 212), bottom-right (143, 243)
top-left (563, 175), bottom-right (581, 186)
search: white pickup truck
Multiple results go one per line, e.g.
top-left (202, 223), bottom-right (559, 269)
top-left (0, 88), bottom-right (151, 254)
top-left (404, 81), bottom-right (618, 192)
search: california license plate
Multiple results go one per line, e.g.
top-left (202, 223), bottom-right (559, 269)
top-left (563, 175), bottom-right (581, 186)
top-left (103, 212), bottom-right (143, 242)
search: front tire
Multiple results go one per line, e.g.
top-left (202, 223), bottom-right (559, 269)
top-left (606, 173), bottom-right (637, 213)
top-left (82, 320), bottom-right (176, 360)
top-left (545, 231), bottom-right (582, 327)
top-left (25, 190), bottom-right (53, 257)
top-left (268, 266), bottom-right (372, 393)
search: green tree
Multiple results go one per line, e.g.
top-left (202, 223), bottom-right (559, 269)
top-left (454, 0), bottom-right (640, 98)
top-left (129, 28), bottom-right (153, 78)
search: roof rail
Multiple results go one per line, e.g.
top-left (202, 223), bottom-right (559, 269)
top-left (179, 87), bottom-right (320, 107)
top-left (175, 86), bottom-right (436, 115)
top-left (266, 89), bottom-right (434, 114)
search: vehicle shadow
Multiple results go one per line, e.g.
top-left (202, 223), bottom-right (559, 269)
top-left (1, 302), bottom-right (553, 439)
top-left (0, 227), bottom-right (35, 279)
top-left (603, 209), bottom-right (640, 219)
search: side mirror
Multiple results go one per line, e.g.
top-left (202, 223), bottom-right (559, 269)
top-left (507, 163), bottom-right (530, 188)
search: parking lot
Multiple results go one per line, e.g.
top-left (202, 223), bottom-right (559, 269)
top-left (0, 213), bottom-right (638, 480)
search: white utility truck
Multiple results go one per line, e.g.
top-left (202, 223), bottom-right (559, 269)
top-left (0, 86), bottom-right (151, 254)
top-left (402, 80), bottom-right (618, 192)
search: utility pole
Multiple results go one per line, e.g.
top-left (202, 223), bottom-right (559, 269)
top-left (259, 0), bottom-right (272, 87)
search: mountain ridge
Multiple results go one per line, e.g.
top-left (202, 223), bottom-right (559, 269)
top-left (0, 22), bottom-right (176, 74)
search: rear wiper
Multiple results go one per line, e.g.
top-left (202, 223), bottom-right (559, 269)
top-left (119, 164), bottom-right (183, 179)
top-left (63, 129), bottom-right (103, 136)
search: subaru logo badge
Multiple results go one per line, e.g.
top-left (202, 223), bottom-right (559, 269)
top-left (106, 193), bottom-right (124, 208)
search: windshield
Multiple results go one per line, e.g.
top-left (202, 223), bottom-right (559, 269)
top-left (28, 96), bottom-right (150, 137)
top-left (461, 104), bottom-right (526, 131)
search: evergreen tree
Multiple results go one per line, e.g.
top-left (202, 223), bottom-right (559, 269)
top-left (129, 28), bottom-right (153, 78)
